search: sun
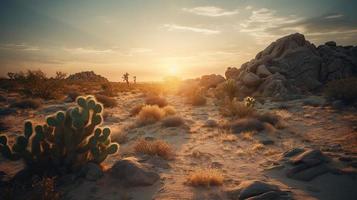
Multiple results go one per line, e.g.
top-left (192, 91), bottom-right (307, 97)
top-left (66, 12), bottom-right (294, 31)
top-left (168, 65), bottom-right (179, 75)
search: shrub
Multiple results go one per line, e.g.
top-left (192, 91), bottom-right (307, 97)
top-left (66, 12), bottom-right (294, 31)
top-left (101, 82), bottom-right (116, 97)
top-left (187, 168), bottom-right (223, 187)
top-left (134, 139), bottom-right (173, 159)
top-left (220, 99), bottom-right (255, 118)
top-left (222, 79), bottom-right (238, 101)
top-left (186, 93), bottom-right (207, 106)
top-left (10, 99), bottom-right (42, 109)
top-left (325, 77), bottom-right (357, 104)
top-left (95, 94), bottom-right (117, 108)
top-left (136, 105), bottom-right (165, 125)
top-left (162, 106), bottom-right (176, 115)
top-left (130, 104), bottom-right (145, 116)
top-left (0, 96), bottom-right (119, 176)
top-left (162, 116), bottom-right (185, 127)
top-left (145, 95), bottom-right (168, 107)
top-left (225, 118), bottom-right (264, 134)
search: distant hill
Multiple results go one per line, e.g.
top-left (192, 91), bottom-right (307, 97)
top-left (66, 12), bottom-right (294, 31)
top-left (66, 71), bottom-right (109, 82)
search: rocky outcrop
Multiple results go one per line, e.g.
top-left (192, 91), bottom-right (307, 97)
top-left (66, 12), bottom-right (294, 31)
top-left (67, 71), bottom-right (109, 82)
top-left (199, 74), bottom-right (225, 88)
top-left (225, 33), bottom-right (357, 99)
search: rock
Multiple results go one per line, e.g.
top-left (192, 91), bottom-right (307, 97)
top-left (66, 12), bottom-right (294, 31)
top-left (256, 73), bottom-right (290, 98)
top-left (67, 71), bottom-right (109, 82)
top-left (332, 100), bottom-right (345, 109)
top-left (204, 119), bottom-right (218, 127)
top-left (82, 162), bottom-right (103, 181)
top-left (242, 72), bottom-right (261, 87)
top-left (246, 191), bottom-right (282, 200)
top-left (0, 107), bottom-right (16, 116)
top-left (256, 65), bottom-right (272, 78)
top-left (225, 67), bottom-right (241, 80)
top-left (110, 157), bottom-right (160, 186)
top-left (228, 180), bottom-right (281, 200)
top-left (199, 74), bottom-right (225, 88)
top-left (302, 96), bottom-right (326, 107)
top-left (40, 104), bottom-right (68, 114)
top-left (283, 148), bottom-right (305, 158)
top-left (291, 149), bottom-right (328, 166)
top-left (287, 164), bottom-right (330, 181)
top-left (325, 41), bottom-right (336, 47)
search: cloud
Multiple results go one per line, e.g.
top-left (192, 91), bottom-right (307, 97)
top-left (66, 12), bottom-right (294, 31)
top-left (64, 47), bottom-right (115, 54)
top-left (0, 43), bottom-right (40, 51)
top-left (182, 6), bottom-right (238, 17)
top-left (239, 8), bottom-right (357, 44)
top-left (163, 24), bottom-right (220, 35)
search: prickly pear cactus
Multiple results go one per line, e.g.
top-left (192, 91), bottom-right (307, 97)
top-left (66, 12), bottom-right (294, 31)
top-left (0, 96), bottom-right (119, 174)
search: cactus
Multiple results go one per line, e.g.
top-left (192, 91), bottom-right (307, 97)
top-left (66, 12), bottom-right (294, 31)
top-left (244, 96), bottom-right (256, 108)
top-left (0, 96), bottom-right (119, 175)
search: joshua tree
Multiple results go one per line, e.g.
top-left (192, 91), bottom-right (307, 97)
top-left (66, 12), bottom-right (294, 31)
top-left (133, 76), bottom-right (137, 84)
top-left (122, 72), bottom-right (129, 85)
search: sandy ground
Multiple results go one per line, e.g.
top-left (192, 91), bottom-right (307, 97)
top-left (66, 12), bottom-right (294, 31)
top-left (1, 92), bottom-right (357, 200)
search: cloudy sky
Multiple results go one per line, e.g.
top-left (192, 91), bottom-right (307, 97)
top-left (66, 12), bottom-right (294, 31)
top-left (1, 0), bottom-right (357, 81)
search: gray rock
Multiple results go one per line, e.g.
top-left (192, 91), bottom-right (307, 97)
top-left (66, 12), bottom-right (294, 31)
top-left (256, 65), bottom-right (272, 78)
top-left (242, 72), bottom-right (261, 87)
top-left (291, 149), bottom-right (328, 166)
top-left (325, 41), bottom-right (336, 47)
top-left (228, 180), bottom-right (281, 200)
top-left (199, 74), bottom-right (225, 88)
top-left (225, 67), bottom-right (241, 80)
top-left (82, 162), bottom-right (103, 181)
top-left (332, 100), bottom-right (345, 109)
top-left (246, 191), bottom-right (282, 200)
top-left (302, 96), bottom-right (326, 107)
top-left (110, 157), bottom-right (160, 186)
top-left (287, 164), bottom-right (330, 181)
top-left (283, 148), bottom-right (304, 158)
top-left (0, 107), bottom-right (16, 116)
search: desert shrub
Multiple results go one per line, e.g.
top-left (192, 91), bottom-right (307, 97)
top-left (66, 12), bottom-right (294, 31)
top-left (162, 105), bottom-right (176, 115)
top-left (100, 82), bottom-right (116, 97)
top-left (220, 99), bottom-right (255, 118)
top-left (136, 105), bottom-right (165, 125)
top-left (325, 77), bottom-right (357, 104)
top-left (187, 93), bottom-right (207, 106)
top-left (253, 112), bottom-right (280, 126)
top-left (134, 139), bottom-right (173, 159)
top-left (12, 70), bottom-right (67, 99)
top-left (0, 96), bottom-right (119, 176)
top-left (162, 116), bottom-right (185, 127)
top-left (95, 94), bottom-right (117, 108)
top-left (130, 104), bottom-right (145, 116)
top-left (222, 79), bottom-right (238, 101)
top-left (67, 91), bottom-right (81, 102)
top-left (225, 118), bottom-right (264, 133)
top-left (187, 168), bottom-right (223, 187)
top-left (10, 98), bottom-right (42, 109)
top-left (181, 85), bottom-right (207, 106)
top-left (145, 95), bottom-right (168, 107)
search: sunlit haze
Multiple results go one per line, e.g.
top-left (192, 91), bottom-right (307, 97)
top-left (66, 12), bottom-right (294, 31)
top-left (1, 0), bottom-right (357, 81)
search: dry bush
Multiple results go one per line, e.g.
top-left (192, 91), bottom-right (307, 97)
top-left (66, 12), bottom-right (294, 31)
top-left (130, 104), bottom-right (145, 116)
top-left (136, 105), bottom-right (165, 125)
top-left (221, 79), bottom-right (238, 101)
top-left (186, 93), bottom-right (207, 106)
top-left (325, 77), bottom-right (357, 104)
top-left (181, 85), bottom-right (207, 106)
top-left (251, 143), bottom-right (265, 151)
top-left (10, 98), bottom-right (41, 109)
top-left (162, 105), bottom-right (176, 115)
top-left (134, 139), bottom-right (173, 159)
top-left (100, 82), bottom-right (117, 96)
top-left (145, 95), bottom-right (168, 107)
top-left (220, 99), bottom-right (255, 118)
top-left (95, 94), bottom-right (117, 108)
top-left (226, 118), bottom-right (264, 134)
top-left (241, 131), bottom-right (256, 141)
top-left (187, 168), bottom-right (224, 187)
top-left (253, 112), bottom-right (280, 126)
top-left (162, 116), bottom-right (185, 127)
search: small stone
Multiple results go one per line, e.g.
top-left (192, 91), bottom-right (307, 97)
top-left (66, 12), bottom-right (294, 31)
top-left (283, 148), bottom-right (305, 158)
top-left (228, 180), bottom-right (281, 200)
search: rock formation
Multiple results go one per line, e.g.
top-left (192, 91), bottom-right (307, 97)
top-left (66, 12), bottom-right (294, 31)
top-left (224, 33), bottom-right (357, 99)
top-left (67, 71), bottom-right (109, 82)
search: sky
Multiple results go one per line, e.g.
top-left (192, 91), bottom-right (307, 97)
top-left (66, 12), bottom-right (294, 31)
top-left (1, 0), bottom-right (357, 81)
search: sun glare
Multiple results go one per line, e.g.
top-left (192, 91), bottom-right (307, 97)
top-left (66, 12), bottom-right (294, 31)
top-left (168, 65), bottom-right (179, 75)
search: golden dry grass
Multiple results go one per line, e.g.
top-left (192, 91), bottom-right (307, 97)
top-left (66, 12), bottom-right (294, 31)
top-left (136, 105), bottom-right (166, 125)
top-left (187, 168), bottom-right (224, 187)
top-left (134, 139), bottom-right (173, 159)
top-left (162, 106), bottom-right (176, 116)
top-left (251, 143), bottom-right (265, 151)
top-left (220, 99), bottom-right (255, 118)
top-left (241, 131), bottom-right (256, 141)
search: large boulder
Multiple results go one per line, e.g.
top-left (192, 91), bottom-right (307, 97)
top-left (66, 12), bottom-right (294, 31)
top-left (199, 74), bottom-right (225, 88)
top-left (67, 71), bottom-right (109, 82)
top-left (224, 33), bottom-right (357, 98)
top-left (227, 180), bottom-right (283, 200)
top-left (110, 157), bottom-right (160, 186)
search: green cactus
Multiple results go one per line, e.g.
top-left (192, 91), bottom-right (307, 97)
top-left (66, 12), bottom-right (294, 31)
top-left (244, 96), bottom-right (256, 108)
top-left (0, 96), bottom-right (119, 175)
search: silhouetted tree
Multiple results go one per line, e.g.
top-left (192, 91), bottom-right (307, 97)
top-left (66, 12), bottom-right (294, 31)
top-left (133, 76), bottom-right (137, 84)
top-left (122, 72), bottom-right (129, 85)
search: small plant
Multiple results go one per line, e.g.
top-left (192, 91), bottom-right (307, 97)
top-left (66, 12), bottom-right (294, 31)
top-left (95, 94), bottom-right (117, 108)
top-left (10, 98), bottom-right (42, 109)
top-left (145, 95), bottom-right (168, 107)
top-left (325, 77), bottom-right (357, 104)
top-left (130, 104), bottom-right (145, 116)
top-left (220, 99), bottom-right (255, 118)
top-left (244, 96), bottom-right (256, 108)
top-left (134, 138), bottom-right (173, 159)
top-left (162, 106), bottom-right (176, 115)
top-left (187, 168), bottom-right (224, 187)
top-left (122, 72), bottom-right (130, 86)
top-left (136, 105), bottom-right (175, 126)
top-left (161, 116), bottom-right (185, 127)
top-left (101, 83), bottom-right (116, 96)
top-left (0, 96), bottom-right (119, 175)
top-left (222, 79), bottom-right (238, 101)
top-left (225, 118), bottom-right (264, 133)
